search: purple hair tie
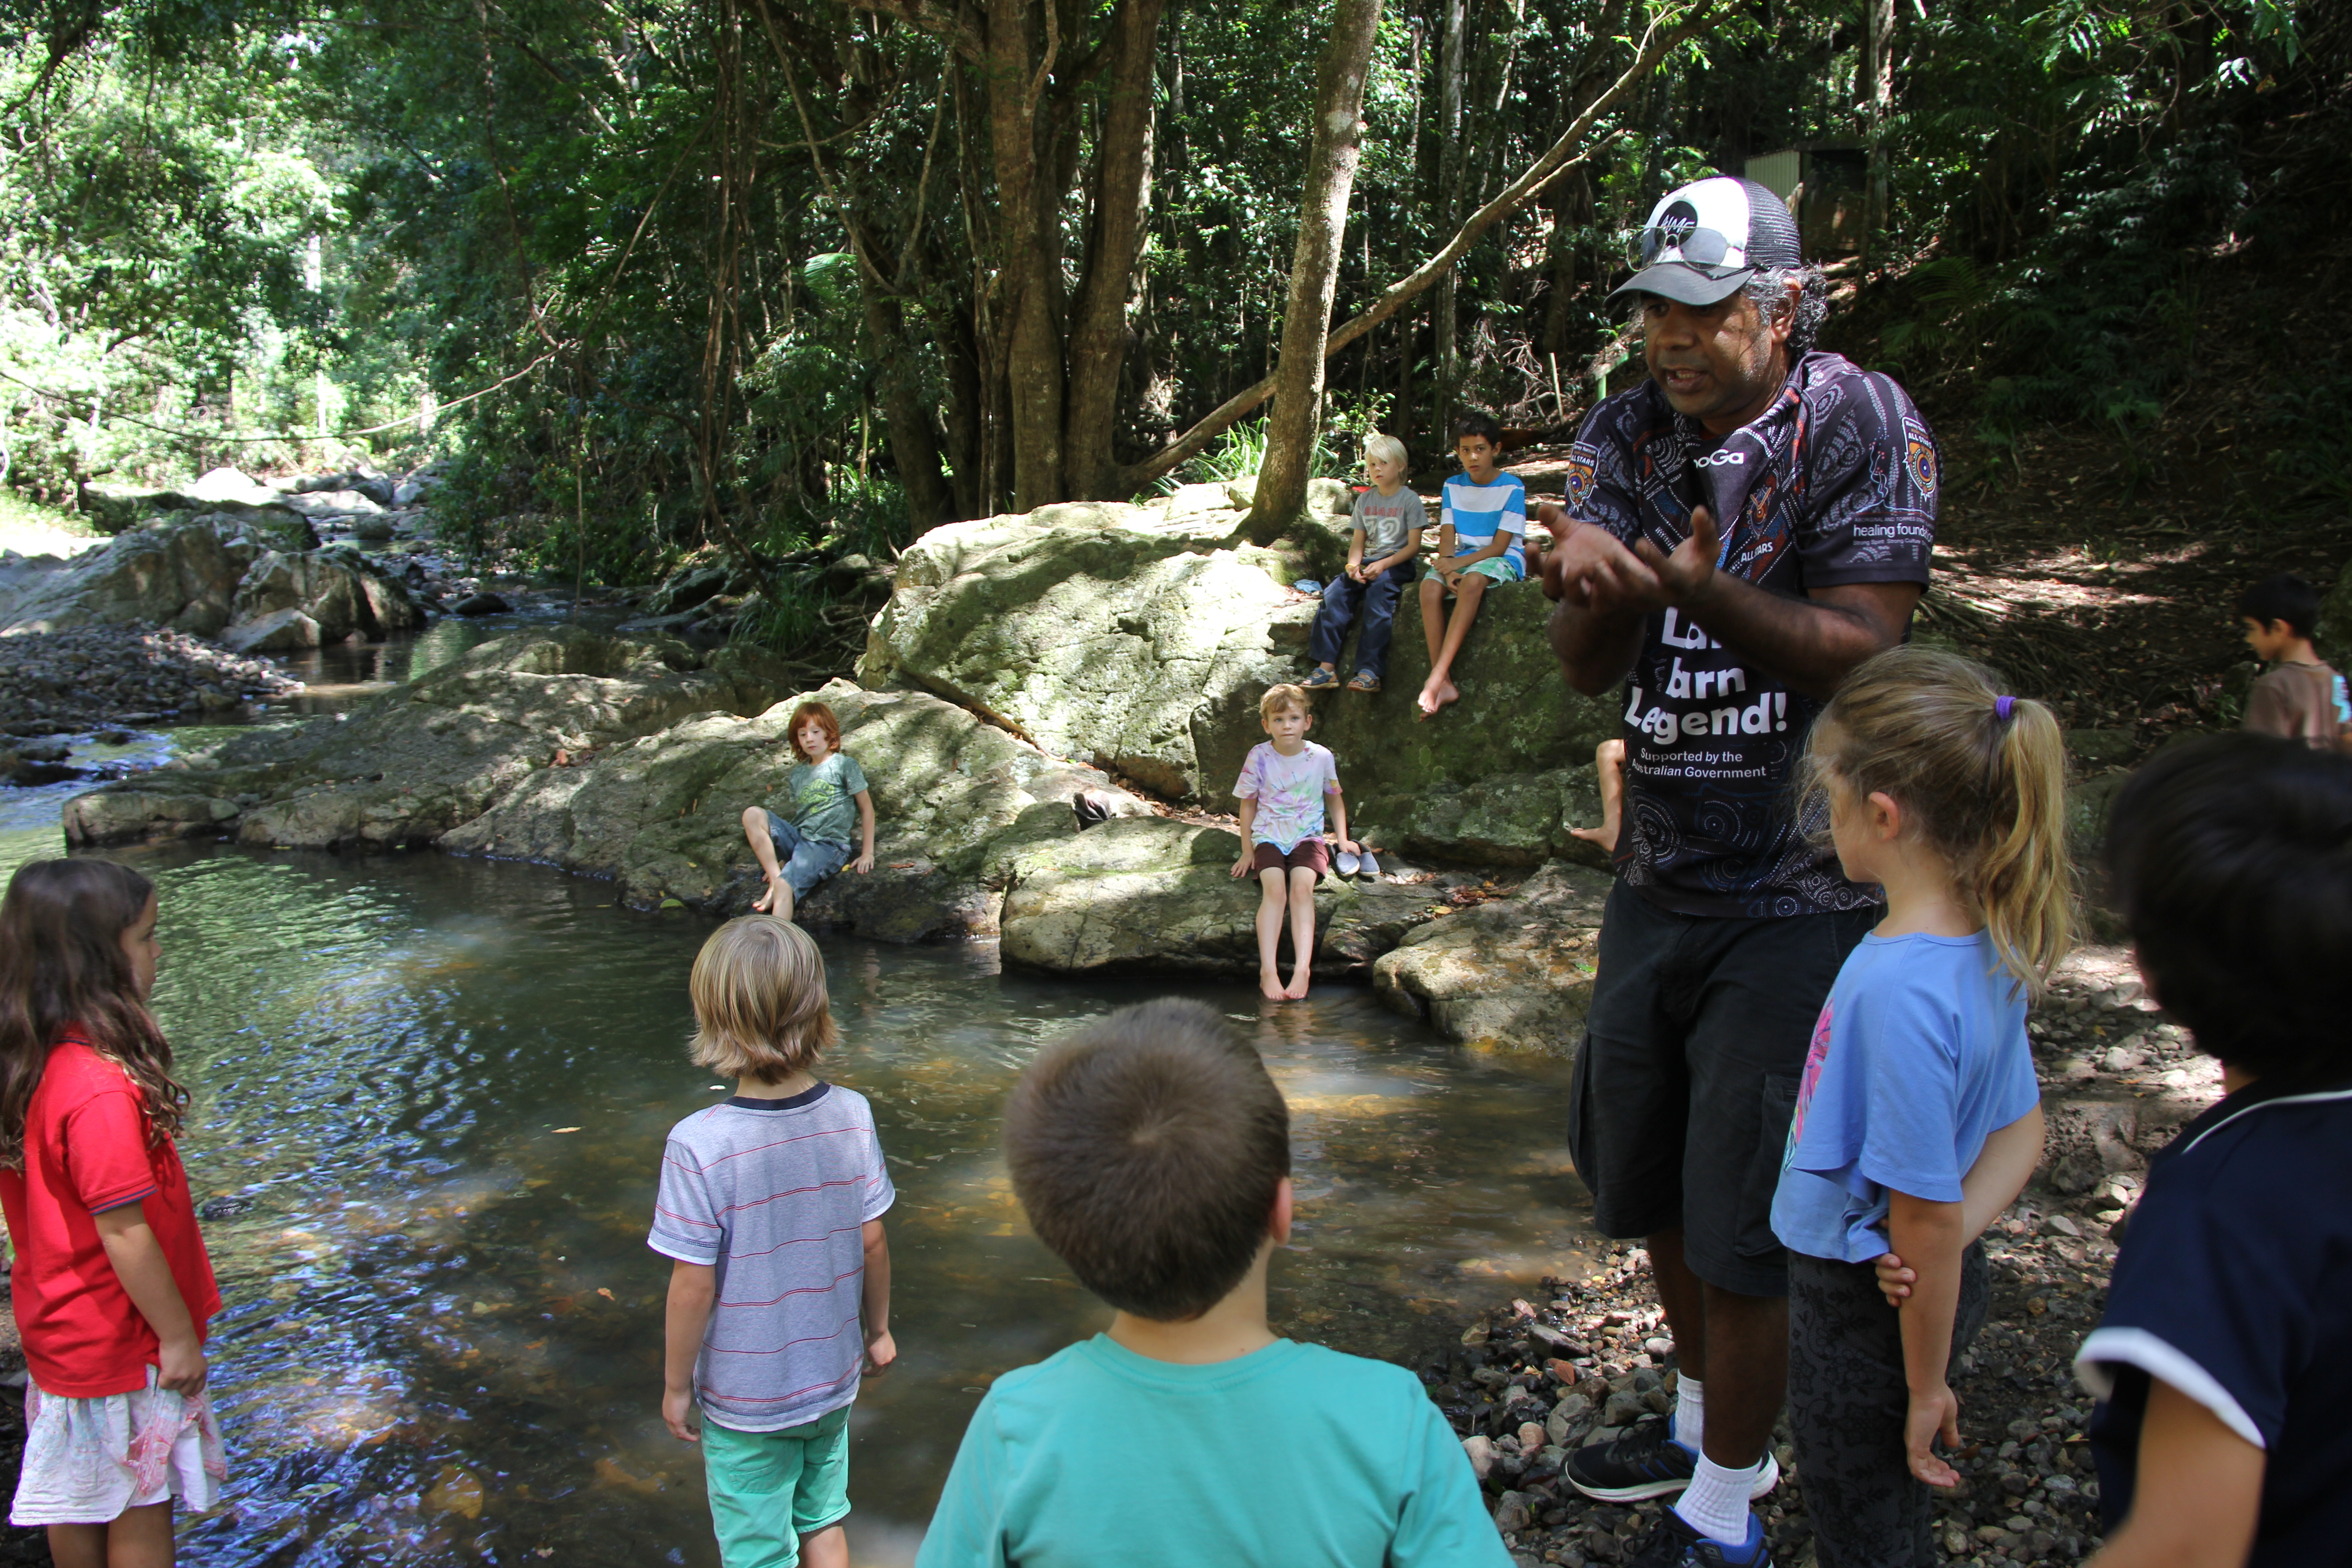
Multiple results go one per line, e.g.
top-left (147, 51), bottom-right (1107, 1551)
top-left (1995, 695), bottom-right (2016, 720)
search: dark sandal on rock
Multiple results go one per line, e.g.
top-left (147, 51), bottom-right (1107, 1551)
top-left (1300, 668), bottom-right (1340, 690)
top-left (1346, 672), bottom-right (1380, 692)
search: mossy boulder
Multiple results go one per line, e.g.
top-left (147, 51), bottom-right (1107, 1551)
top-left (861, 494), bottom-right (1617, 862)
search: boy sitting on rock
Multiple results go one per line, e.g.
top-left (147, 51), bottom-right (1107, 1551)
top-left (1230, 683), bottom-right (1355, 1000)
top-left (916, 999), bottom-right (1509, 1568)
top-left (1418, 412), bottom-right (1529, 719)
top-left (1303, 433), bottom-right (1426, 694)
top-left (741, 700), bottom-right (875, 922)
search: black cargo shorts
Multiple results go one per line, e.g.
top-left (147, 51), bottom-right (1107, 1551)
top-left (1567, 882), bottom-right (1876, 1298)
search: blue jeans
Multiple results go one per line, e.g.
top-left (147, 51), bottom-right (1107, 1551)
top-left (764, 813), bottom-right (852, 897)
top-left (1307, 562), bottom-right (1418, 679)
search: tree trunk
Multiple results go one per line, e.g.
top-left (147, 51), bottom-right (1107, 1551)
top-left (1064, 0), bottom-right (1164, 500)
top-left (1864, 0), bottom-right (1894, 251)
top-left (986, 0), bottom-right (1067, 509)
top-left (1433, 0), bottom-right (1467, 440)
top-left (862, 287), bottom-right (957, 531)
top-left (1245, 0), bottom-right (1384, 542)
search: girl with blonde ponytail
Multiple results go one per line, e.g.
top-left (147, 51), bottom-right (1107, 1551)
top-left (1768, 646), bottom-right (2070, 1568)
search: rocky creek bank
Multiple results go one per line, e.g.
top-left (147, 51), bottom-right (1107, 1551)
top-left (58, 484), bottom-right (2177, 1050)
top-left (1429, 952), bottom-right (2213, 1567)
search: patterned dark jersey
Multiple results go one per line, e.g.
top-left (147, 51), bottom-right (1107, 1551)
top-left (1564, 351), bottom-right (1939, 917)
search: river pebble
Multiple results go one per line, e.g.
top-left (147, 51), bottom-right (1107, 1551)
top-left (0, 624), bottom-right (301, 734)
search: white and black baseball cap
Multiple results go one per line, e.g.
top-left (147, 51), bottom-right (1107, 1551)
top-left (1608, 175), bottom-right (1804, 307)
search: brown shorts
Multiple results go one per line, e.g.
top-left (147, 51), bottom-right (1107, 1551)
top-left (1250, 839), bottom-right (1330, 880)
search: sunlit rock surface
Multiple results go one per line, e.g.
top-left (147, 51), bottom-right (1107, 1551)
top-left (859, 491), bottom-right (1618, 866)
top-left (1373, 861), bottom-right (1611, 1052)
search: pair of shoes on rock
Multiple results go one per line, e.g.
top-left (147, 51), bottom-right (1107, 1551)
top-left (1331, 848), bottom-right (1381, 879)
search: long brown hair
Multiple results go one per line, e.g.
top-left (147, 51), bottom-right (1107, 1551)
top-left (0, 859), bottom-right (187, 1168)
top-left (1803, 646), bottom-right (2073, 998)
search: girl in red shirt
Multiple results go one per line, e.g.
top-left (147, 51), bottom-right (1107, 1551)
top-left (0, 859), bottom-right (224, 1565)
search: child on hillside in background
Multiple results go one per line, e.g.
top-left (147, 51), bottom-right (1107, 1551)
top-left (916, 998), bottom-right (1510, 1568)
top-left (1303, 434), bottom-right (1427, 695)
top-left (1764, 648), bottom-right (2065, 1568)
top-left (2235, 573), bottom-right (2350, 750)
top-left (1230, 684), bottom-right (1355, 1001)
top-left (652, 915), bottom-right (896, 1568)
top-left (742, 700), bottom-right (877, 923)
top-left (1417, 412), bottom-right (1529, 719)
top-left (0, 859), bottom-right (227, 1567)
top-left (2063, 735), bottom-right (2352, 1568)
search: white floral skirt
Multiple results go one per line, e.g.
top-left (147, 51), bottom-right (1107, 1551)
top-left (11, 1367), bottom-right (226, 1526)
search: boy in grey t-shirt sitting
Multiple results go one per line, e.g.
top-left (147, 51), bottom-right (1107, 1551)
top-left (1303, 435), bottom-right (1427, 694)
top-left (652, 915), bottom-right (896, 1568)
top-left (741, 699), bottom-right (876, 922)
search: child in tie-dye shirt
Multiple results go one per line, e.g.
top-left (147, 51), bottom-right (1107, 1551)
top-left (1229, 684), bottom-right (1355, 1001)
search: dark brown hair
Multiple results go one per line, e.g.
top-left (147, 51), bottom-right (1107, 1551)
top-left (786, 701), bottom-right (843, 764)
top-left (1004, 999), bottom-right (1289, 1321)
top-left (2107, 733), bottom-right (2352, 1084)
top-left (0, 859), bottom-right (187, 1168)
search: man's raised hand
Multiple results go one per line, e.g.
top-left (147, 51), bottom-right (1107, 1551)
top-left (1633, 503), bottom-right (1722, 605)
top-left (1539, 517), bottom-right (1665, 612)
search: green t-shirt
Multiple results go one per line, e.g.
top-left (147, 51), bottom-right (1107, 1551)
top-left (773, 751), bottom-right (868, 847)
top-left (915, 1336), bottom-right (1509, 1568)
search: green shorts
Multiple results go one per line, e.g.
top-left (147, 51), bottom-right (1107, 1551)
top-left (701, 1404), bottom-right (852, 1567)
top-left (1448, 555), bottom-right (1524, 589)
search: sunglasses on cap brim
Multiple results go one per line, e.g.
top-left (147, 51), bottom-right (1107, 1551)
top-left (1630, 224), bottom-right (1751, 275)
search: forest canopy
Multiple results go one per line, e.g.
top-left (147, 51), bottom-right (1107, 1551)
top-left (0, 0), bottom-right (2342, 612)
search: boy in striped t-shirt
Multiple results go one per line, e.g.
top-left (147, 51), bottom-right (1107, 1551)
top-left (653, 915), bottom-right (897, 1568)
top-left (1416, 411), bottom-right (1529, 717)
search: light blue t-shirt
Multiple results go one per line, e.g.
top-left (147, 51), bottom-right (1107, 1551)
top-left (916, 1335), bottom-right (1511, 1568)
top-left (1440, 471), bottom-right (1528, 573)
top-left (1770, 931), bottom-right (2042, 1264)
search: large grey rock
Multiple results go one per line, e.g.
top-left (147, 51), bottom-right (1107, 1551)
top-left (996, 814), bottom-right (1440, 978)
top-left (1372, 860), bottom-right (1613, 1053)
top-left (0, 519), bottom-right (255, 636)
top-left (860, 494), bottom-right (1618, 861)
top-left (281, 488), bottom-right (385, 520)
top-left (220, 608), bottom-right (322, 653)
top-left (226, 548), bottom-right (422, 643)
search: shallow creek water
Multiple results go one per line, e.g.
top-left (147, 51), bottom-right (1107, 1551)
top-left (0, 759), bottom-right (1604, 1565)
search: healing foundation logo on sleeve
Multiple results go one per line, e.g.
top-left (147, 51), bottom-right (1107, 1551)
top-left (1564, 447), bottom-right (1598, 511)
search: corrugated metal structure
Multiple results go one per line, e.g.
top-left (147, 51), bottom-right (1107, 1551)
top-left (1742, 144), bottom-right (1869, 258)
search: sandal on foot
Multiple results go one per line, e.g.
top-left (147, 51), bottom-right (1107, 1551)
top-left (1299, 668), bottom-right (1340, 690)
top-left (1346, 672), bottom-right (1381, 692)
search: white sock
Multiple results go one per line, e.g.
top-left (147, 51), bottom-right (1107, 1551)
top-left (1672, 1455), bottom-right (1759, 1548)
top-left (1671, 1374), bottom-right (1704, 1453)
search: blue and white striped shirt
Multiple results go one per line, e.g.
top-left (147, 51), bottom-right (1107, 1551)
top-left (1440, 471), bottom-right (1528, 571)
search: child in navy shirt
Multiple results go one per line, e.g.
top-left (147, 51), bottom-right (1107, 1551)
top-left (2075, 735), bottom-right (2352, 1568)
top-left (1768, 648), bottom-right (2069, 1568)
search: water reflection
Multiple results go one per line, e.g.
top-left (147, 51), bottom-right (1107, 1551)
top-left (0, 827), bottom-right (1600, 1565)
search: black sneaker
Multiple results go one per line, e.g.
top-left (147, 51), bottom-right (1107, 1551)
top-left (1625, 1509), bottom-right (1773, 1568)
top-left (1563, 1419), bottom-right (1782, 1503)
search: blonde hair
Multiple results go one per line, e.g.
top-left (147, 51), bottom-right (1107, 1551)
top-left (689, 915), bottom-right (839, 1079)
top-left (1362, 433), bottom-right (1408, 471)
top-left (1803, 646), bottom-right (2072, 998)
top-left (1259, 684), bottom-right (1309, 721)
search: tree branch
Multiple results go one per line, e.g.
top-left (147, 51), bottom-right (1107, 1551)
top-left (1112, 0), bottom-right (1711, 493)
top-left (833, 0), bottom-right (985, 60)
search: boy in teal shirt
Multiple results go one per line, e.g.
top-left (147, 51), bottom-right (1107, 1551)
top-left (915, 999), bottom-right (1508, 1568)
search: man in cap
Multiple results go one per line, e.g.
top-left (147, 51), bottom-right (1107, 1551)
top-left (1534, 175), bottom-right (1941, 1566)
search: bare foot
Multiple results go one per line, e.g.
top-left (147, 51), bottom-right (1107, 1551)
top-left (1283, 968), bottom-right (1312, 1000)
top-left (752, 876), bottom-right (784, 913)
top-left (1260, 970), bottom-right (1289, 1001)
top-left (1416, 677), bottom-right (1459, 719)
